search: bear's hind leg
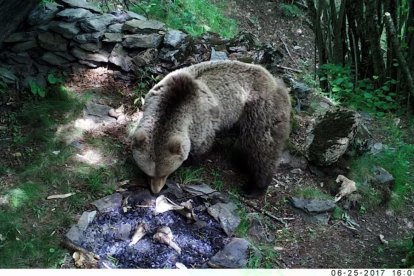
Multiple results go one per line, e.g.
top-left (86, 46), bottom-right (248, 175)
top-left (239, 99), bottom-right (290, 198)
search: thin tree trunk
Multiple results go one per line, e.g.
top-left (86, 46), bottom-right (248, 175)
top-left (384, 12), bottom-right (414, 111)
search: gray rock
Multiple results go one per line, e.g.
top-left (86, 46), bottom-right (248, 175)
top-left (56, 8), bottom-right (93, 21)
top-left (131, 48), bottom-right (158, 68)
top-left (54, 51), bottom-right (77, 62)
top-left (78, 41), bottom-right (102, 52)
top-left (82, 102), bottom-right (117, 126)
top-left (80, 14), bottom-right (117, 32)
top-left (38, 32), bottom-right (68, 51)
top-left (372, 166), bottom-right (394, 188)
top-left (247, 213), bottom-right (274, 243)
top-left (28, 3), bottom-right (61, 26)
top-left (78, 59), bottom-right (100, 68)
top-left (290, 197), bottom-right (336, 213)
top-left (126, 11), bottom-right (147, 21)
top-left (207, 202), bottom-right (240, 236)
top-left (78, 211), bottom-right (97, 231)
top-left (208, 238), bottom-right (250, 268)
top-left (158, 48), bottom-right (180, 63)
top-left (107, 23), bottom-right (123, 33)
top-left (210, 48), bottom-right (228, 61)
top-left (11, 40), bottom-right (38, 52)
top-left (48, 21), bottom-right (80, 39)
top-left (279, 150), bottom-right (308, 170)
top-left (103, 32), bottom-right (123, 42)
top-left (41, 52), bottom-right (71, 66)
top-left (253, 44), bottom-right (283, 65)
top-left (293, 81), bottom-right (312, 99)
top-left (306, 109), bottom-right (361, 166)
top-left (183, 183), bottom-right (219, 199)
top-left (123, 33), bottom-right (163, 49)
top-left (109, 43), bottom-right (131, 72)
top-left (4, 32), bottom-right (36, 43)
top-left (65, 210), bottom-right (96, 243)
top-left (71, 46), bottom-right (109, 62)
top-left (6, 52), bottom-right (33, 65)
top-left (91, 193), bottom-right (122, 213)
top-left (122, 19), bottom-right (165, 34)
top-left (73, 32), bottom-right (103, 44)
top-left (0, 67), bottom-right (17, 84)
top-left (56, 0), bottom-right (101, 13)
top-left (228, 45), bottom-right (248, 52)
top-left (114, 223), bottom-right (132, 241)
top-left (164, 30), bottom-right (187, 47)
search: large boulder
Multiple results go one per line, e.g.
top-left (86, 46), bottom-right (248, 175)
top-left (306, 108), bottom-right (361, 166)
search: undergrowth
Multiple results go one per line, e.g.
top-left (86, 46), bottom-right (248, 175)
top-left (0, 86), bottom-right (134, 267)
top-left (349, 116), bottom-right (414, 211)
top-left (131, 0), bottom-right (238, 38)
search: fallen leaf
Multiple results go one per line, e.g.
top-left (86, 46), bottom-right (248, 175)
top-left (335, 175), bottom-right (357, 202)
top-left (46, 193), bottom-right (76, 200)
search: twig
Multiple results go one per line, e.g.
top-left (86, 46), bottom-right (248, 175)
top-left (276, 65), bottom-right (302, 73)
top-left (277, 31), bottom-right (296, 65)
top-left (229, 192), bottom-right (294, 226)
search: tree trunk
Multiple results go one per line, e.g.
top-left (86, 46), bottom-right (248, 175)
top-left (384, 12), bottom-right (414, 110)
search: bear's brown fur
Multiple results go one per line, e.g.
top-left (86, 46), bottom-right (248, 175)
top-left (132, 60), bottom-right (291, 197)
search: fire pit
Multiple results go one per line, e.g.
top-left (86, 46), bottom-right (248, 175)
top-left (64, 182), bottom-right (247, 268)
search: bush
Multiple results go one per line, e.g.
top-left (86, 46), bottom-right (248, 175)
top-left (319, 64), bottom-right (399, 116)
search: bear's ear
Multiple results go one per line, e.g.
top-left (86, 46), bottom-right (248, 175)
top-left (167, 136), bottom-right (185, 156)
top-left (134, 130), bottom-right (148, 145)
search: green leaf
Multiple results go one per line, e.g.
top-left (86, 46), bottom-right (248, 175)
top-left (373, 75), bottom-right (379, 80)
top-left (364, 92), bottom-right (373, 99)
top-left (332, 87), bottom-right (341, 92)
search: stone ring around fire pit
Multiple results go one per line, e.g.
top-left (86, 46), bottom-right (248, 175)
top-left (63, 182), bottom-right (252, 268)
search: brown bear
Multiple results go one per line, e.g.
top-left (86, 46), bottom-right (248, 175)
top-left (132, 60), bottom-right (291, 197)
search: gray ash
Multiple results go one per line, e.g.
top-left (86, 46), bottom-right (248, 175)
top-left (79, 196), bottom-right (227, 268)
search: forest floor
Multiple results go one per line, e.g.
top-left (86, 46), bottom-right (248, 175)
top-left (0, 0), bottom-right (413, 269)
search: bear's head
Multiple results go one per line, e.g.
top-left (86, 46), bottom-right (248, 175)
top-left (132, 128), bottom-right (191, 194)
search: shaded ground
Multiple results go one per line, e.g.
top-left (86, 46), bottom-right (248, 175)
top-left (0, 0), bottom-right (413, 269)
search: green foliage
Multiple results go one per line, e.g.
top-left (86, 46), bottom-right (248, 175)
top-left (131, 0), bottom-right (238, 38)
top-left (133, 68), bottom-right (160, 107)
top-left (175, 167), bottom-right (204, 185)
top-left (0, 88), bottom-right (135, 267)
top-left (28, 80), bottom-right (46, 98)
top-left (210, 169), bottom-right (224, 191)
top-left (349, 117), bottom-right (414, 211)
top-left (279, 3), bottom-right (303, 18)
top-left (319, 64), bottom-right (399, 116)
top-left (27, 72), bottom-right (65, 98)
